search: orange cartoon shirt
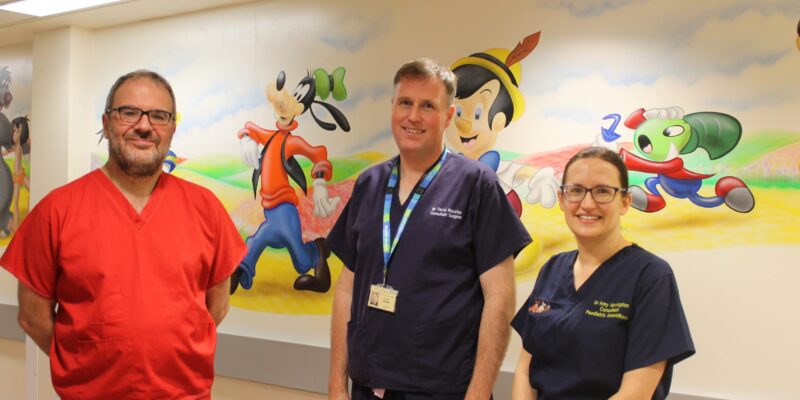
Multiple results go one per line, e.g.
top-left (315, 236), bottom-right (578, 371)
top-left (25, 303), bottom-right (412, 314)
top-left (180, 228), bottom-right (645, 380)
top-left (239, 120), bottom-right (332, 209)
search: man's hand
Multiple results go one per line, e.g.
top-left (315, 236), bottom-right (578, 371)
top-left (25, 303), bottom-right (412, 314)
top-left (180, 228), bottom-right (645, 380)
top-left (206, 277), bottom-right (231, 326)
top-left (313, 178), bottom-right (341, 218)
top-left (17, 282), bottom-right (55, 354)
top-left (465, 257), bottom-right (515, 400)
top-left (239, 133), bottom-right (260, 169)
top-left (329, 268), bottom-right (354, 400)
top-left (328, 387), bottom-right (350, 400)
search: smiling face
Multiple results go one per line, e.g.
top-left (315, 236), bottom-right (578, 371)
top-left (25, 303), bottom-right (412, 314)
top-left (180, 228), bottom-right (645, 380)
top-left (391, 76), bottom-right (455, 162)
top-left (559, 157), bottom-right (630, 244)
top-left (633, 118), bottom-right (692, 162)
top-left (446, 79), bottom-right (505, 160)
top-left (102, 77), bottom-right (175, 177)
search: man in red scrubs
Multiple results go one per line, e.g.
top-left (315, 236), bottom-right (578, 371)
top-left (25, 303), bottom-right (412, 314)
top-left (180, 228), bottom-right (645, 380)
top-left (1, 70), bottom-right (246, 399)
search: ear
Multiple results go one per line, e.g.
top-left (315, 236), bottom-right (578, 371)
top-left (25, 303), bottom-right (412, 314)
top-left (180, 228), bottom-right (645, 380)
top-left (619, 190), bottom-right (631, 215)
top-left (491, 113), bottom-right (507, 133)
top-left (101, 113), bottom-right (110, 138)
top-left (445, 103), bottom-right (455, 126)
top-left (317, 101), bottom-right (351, 132)
top-left (557, 189), bottom-right (565, 212)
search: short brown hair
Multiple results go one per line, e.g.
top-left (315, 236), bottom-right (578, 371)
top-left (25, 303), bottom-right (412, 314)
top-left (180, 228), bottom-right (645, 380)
top-left (104, 69), bottom-right (176, 114)
top-left (393, 58), bottom-right (456, 105)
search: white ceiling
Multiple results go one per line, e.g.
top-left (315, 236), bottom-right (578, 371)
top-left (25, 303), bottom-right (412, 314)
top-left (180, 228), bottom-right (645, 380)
top-left (0, 0), bottom-right (257, 47)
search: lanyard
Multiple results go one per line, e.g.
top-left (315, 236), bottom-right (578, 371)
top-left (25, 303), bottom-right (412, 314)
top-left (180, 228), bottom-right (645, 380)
top-left (381, 149), bottom-right (449, 284)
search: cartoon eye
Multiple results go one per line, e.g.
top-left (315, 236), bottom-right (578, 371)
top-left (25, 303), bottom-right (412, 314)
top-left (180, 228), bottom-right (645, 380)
top-left (293, 83), bottom-right (311, 102)
top-left (276, 71), bottom-right (286, 91)
top-left (663, 125), bottom-right (684, 137)
top-left (474, 104), bottom-right (483, 121)
top-left (455, 105), bottom-right (462, 117)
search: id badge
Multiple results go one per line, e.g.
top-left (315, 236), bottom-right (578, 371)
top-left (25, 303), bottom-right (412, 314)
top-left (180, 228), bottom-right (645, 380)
top-left (368, 284), bottom-right (398, 313)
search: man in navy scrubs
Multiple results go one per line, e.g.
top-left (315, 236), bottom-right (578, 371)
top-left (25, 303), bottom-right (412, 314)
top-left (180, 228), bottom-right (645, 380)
top-left (327, 58), bottom-right (531, 399)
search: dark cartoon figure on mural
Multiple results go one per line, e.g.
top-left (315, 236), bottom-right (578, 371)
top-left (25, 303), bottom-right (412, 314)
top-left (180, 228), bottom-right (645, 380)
top-left (796, 17), bottom-right (800, 51)
top-left (0, 66), bottom-right (31, 236)
top-left (446, 31), bottom-right (559, 216)
top-left (599, 106), bottom-right (754, 213)
top-left (232, 68), bottom-right (350, 294)
top-left (9, 117), bottom-right (30, 230)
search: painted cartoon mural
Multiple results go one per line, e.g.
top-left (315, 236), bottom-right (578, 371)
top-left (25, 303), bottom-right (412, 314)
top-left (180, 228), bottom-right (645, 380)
top-left (598, 107), bottom-right (754, 213)
top-left (0, 66), bottom-right (31, 237)
top-left (446, 32), bottom-right (559, 216)
top-left (231, 68), bottom-right (350, 295)
top-left (54, 2), bottom-right (799, 397)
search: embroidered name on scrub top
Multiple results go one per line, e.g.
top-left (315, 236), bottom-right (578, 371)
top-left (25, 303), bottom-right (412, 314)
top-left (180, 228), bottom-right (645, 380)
top-left (370, 149), bottom-right (449, 314)
top-left (585, 300), bottom-right (631, 320)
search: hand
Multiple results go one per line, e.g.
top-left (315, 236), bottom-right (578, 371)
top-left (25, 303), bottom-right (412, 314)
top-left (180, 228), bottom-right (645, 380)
top-left (526, 167), bottom-right (559, 208)
top-left (327, 387), bottom-right (350, 400)
top-left (313, 178), bottom-right (341, 218)
top-left (239, 134), bottom-right (260, 169)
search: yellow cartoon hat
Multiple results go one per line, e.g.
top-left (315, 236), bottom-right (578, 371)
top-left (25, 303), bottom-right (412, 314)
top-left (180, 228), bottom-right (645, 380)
top-left (450, 32), bottom-right (540, 122)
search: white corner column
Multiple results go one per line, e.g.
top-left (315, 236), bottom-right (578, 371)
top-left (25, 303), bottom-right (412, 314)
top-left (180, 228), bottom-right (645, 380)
top-left (28, 25), bottom-right (94, 400)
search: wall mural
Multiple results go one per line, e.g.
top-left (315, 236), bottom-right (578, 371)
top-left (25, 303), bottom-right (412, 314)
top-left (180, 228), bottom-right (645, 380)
top-left (0, 65), bottom-right (31, 239)
top-left (232, 68), bottom-right (349, 295)
top-left (78, 0), bottom-right (800, 318)
top-left (598, 107), bottom-right (754, 213)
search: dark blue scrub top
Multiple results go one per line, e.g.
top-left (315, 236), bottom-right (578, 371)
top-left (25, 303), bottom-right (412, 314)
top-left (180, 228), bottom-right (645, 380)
top-left (511, 244), bottom-right (695, 400)
top-left (327, 153), bottom-right (531, 393)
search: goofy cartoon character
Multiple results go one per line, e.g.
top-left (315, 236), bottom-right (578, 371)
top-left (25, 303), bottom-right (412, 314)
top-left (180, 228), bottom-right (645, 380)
top-left (232, 68), bottom-right (350, 294)
top-left (615, 106), bottom-right (754, 213)
top-left (447, 32), bottom-right (559, 216)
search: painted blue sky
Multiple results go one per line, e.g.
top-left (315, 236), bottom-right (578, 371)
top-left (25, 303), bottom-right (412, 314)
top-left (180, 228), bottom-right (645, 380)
top-left (87, 0), bottom-right (800, 159)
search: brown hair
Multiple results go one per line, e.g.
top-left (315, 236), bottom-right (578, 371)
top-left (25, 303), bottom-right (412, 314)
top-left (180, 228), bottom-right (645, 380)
top-left (393, 58), bottom-right (456, 105)
top-left (562, 147), bottom-right (629, 189)
top-left (104, 69), bottom-right (176, 114)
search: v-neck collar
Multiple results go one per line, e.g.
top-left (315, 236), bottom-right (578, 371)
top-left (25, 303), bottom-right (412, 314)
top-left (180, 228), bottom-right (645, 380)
top-left (392, 151), bottom-right (449, 209)
top-left (92, 168), bottom-right (168, 228)
top-left (567, 244), bottom-right (637, 296)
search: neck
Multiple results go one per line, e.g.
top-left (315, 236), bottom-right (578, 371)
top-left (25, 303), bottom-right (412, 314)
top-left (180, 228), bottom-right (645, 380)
top-left (576, 233), bottom-right (630, 268)
top-left (396, 146), bottom-right (443, 204)
top-left (398, 145), bottom-right (443, 178)
top-left (101, 162), bottom-right (162, 212)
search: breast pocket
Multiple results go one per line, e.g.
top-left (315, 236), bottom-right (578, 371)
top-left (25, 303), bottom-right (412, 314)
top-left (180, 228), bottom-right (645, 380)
top-left (522, 298), bottom-right (564, 363)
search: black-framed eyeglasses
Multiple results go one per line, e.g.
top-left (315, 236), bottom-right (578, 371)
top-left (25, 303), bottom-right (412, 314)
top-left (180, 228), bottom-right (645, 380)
top-left (560, 184), bottom-right (627, 204)
top-left (107, 106), bottom-right (174, 126)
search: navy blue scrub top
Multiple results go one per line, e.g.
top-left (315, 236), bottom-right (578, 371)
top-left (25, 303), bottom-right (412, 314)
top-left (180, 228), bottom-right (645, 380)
top-left (511, 244), bottom-right (695, 400)
top-left (327, 153), bottom-right (531, 393)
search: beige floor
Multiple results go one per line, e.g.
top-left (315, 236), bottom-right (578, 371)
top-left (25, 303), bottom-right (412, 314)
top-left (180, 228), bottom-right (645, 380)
top-left (0, 337), bottom-right (326, 400)
top-left (213, 376), bottom-right (326, 400)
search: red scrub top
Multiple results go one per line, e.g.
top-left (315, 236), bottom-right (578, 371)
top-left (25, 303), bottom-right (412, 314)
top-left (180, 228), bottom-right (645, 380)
top-left (1, 169), bottom-right (247, 400)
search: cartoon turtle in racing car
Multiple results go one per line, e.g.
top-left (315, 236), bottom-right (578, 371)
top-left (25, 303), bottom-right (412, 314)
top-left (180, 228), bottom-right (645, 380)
top-left (620, 106), bottom-right (754, 213)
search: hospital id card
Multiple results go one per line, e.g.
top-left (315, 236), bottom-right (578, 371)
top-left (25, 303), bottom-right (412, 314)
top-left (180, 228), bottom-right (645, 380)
top-left (368, 284), bottom-right (398, 313)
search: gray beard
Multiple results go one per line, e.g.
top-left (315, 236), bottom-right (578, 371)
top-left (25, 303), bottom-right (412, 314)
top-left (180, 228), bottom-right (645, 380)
top-left (109, 144), bottom-right (164, 177)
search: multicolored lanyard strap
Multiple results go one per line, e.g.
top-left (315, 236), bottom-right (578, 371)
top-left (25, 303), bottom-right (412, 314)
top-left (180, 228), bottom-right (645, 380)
top-left (382, 149), bottom-right (449, 284)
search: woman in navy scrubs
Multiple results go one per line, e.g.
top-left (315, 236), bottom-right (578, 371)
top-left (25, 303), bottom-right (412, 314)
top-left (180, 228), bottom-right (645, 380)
top-left (511, 147), bottom-right (694, 400)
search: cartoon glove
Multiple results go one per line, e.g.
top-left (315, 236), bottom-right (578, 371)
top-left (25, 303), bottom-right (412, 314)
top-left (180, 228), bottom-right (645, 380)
top-left (312, 178), bottom-right (341, 218)
top-left (239, 133), bottom-right (260, 169)
top-left (593, 133), bottom-right (619, 151)
top-left (526, 167), bottom-right (559, 208)
top-left (643, 106), bottom-right (684, 120)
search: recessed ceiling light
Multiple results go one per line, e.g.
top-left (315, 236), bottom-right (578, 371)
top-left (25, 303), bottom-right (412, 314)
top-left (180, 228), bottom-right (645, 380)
top-left (0, 0), bottom-right (123, 18)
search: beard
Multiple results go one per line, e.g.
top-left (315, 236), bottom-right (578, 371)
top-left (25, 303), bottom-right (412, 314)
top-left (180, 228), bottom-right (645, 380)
top-left (107, 131), bottom-right (169, 177)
